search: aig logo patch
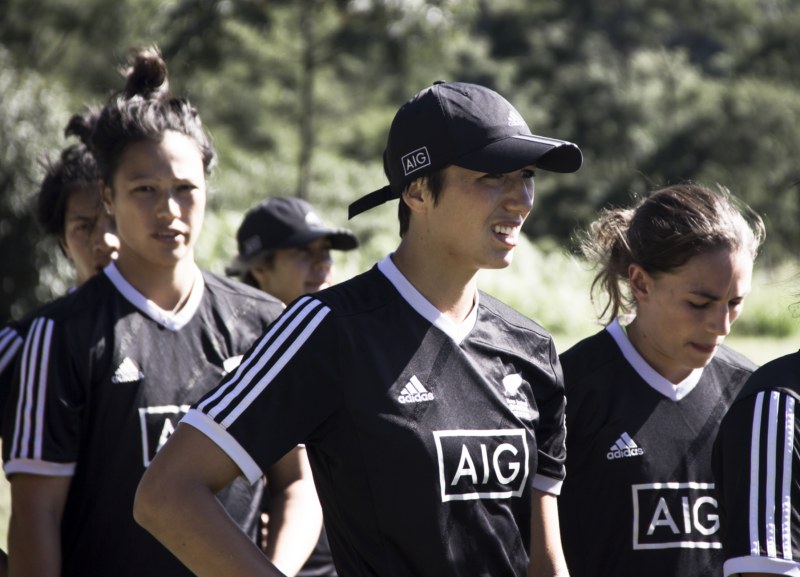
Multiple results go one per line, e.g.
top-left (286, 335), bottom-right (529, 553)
top-left (137, 404), bottom-right (190, 467)
top-left (401, 147), bottom-right (431, 176)
top-left (433, 429), bottom-right (530, 502)
top-left (632, 482), bottom-right (721, 550)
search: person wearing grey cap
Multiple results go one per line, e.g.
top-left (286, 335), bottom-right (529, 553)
top-left (227, 196), bottom-right (358, 306)
top-left (135, 80), bottom-right (582, 577)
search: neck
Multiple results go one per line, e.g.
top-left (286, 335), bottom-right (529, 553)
top-left (392, 242), bottom-right (477, 324)
top-left (115, 254), bottom-right (197, 312)
top-left (625, 318), bottom-right (691, 384)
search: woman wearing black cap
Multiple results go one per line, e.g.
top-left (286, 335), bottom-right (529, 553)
top-left (228, 195), bottom-right (358, 577)
top-left (136, 81), bottom-right (582, 577)
top-left (227, 196), bottom-right (358, 306)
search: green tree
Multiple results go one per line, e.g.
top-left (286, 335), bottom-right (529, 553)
top-left (0, 47), bottom-right (74, 320)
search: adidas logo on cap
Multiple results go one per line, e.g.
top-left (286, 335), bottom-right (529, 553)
top-left (607, 432), bottom-right (644, 460)
top-left (398, 375), bottom-right (434, 404)
top-left (111, 357), bottom-right (144, 384)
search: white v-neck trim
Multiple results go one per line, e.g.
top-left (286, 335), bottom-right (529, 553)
top-left (606, 317), bottom-right (703, 401)
top-left (377, 254), bottom-right (477, 345)
top-left (103, 262), bottom-right (205, 331)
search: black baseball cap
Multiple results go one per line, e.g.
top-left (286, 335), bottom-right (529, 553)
top-left (349, 81), bottom-right (583, 218)
top-left (227, 196), bottom-right (359, 275)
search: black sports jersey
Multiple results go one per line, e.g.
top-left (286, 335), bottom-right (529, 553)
top-left (0, 294), bottom-right (74, 433)
top-left (0, 323), bottom-right (23, 431)
top-left (559, 319), bottom-right (755, 577)
top-left (712, 351), bottom-right (800, 576)
top-left (2, 263), bottom-right (283, 577)
top-left (184, 255), bottom-right (567, 577)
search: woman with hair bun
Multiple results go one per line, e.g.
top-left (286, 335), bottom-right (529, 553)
top-left (557, 183), bottom-right (766, 577)
top-left (2, 47), bottom-right (321, 577)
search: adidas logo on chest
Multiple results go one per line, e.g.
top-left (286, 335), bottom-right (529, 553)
top-left (607, 432), bottom-right (644, 460)
top-left (112, 357), bottom-right (144, 384)
top-left (397, 375), bottom-right (434, 404)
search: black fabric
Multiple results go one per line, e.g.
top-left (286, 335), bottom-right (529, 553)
top-left (188, 261), bottom-right (567, 577)
top-left (349, 82), bottom-right (582, 216)
top-left (3, 268), bottom-right (283, 577)
top-left (712, 351), bottom-right (800, 576)
top-left (559, 327), bottom-right (755, 577)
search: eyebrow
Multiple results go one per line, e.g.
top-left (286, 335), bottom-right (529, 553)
top-left (67, 214), bottom-right (98, 222)
top-left (689, 289), bottom-right (748, 301)
top-left (688, 290), bottom-right (721, 301)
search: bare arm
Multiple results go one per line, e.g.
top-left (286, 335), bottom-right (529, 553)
top-left (528, 489), bottom-right (570, 577)
top-left (263, 446), bottom-right (323, 576)
top-left (8, 473), bottom-right (71, 577)
top-left (134, 423), bottom-right (285, 577)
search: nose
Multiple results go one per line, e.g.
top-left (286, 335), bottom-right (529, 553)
top-left (709, 306), bottom-right (732, 337)
top-left (156, 189), bottom-right (182, 218)
top-left (507, 171), bottom-right (534, 216)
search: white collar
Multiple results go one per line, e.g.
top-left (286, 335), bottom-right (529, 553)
top-left (606, 317), bottom-right (703, 402)
top-left (377, 254), bottom-right (477, 345)
top-left (103, 262), bottom-right (205, 331)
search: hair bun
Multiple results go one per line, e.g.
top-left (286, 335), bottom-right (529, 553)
top-left (123, 46), bottom-right (170, 99)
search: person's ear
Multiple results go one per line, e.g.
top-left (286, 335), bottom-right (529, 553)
top-left (402, 179), bottom-right (428, 214)
top-left (102, 183), bottom-right (114, 216)
top-left (628, 263), bottom-right (652, 303)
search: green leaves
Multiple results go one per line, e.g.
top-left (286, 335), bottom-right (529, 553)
top-left (2, 0), bottom-right (800, 323)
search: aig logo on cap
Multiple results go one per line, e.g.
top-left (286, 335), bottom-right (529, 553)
top-left (401, 147), bottom-right (431, 176)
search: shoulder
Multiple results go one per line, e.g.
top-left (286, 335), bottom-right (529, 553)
top-left (474, 293), bottom-right (562, 366)
top-left (736, 351), bottom-right (800, 401)
top-left (710, 343), bottom-right (758, 374)
top-left (312, 265), bottom-right (396, 317)
top-left (202, 270), bottom-right (281, 305)
top-left (559, 328), bottom-right (617, 378)
top-left (23, 278), bottom-right (108, 325)
top-left (201, 270), bottom-right (284, 322)
top-left (477, 291), bottom-right (552, 340)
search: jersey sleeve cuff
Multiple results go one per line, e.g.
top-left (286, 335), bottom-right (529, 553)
top-left (532, 473), bottom-right (563, 495)
top-left (724, 555), bottom-right (800, 576)
top-left (181, 409), bottom-right (264, 485)
top-left (4, 458), bottom-right (76, 477)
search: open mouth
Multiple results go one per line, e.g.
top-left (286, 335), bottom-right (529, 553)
top-left (492, 224), bottom-right (520, 246)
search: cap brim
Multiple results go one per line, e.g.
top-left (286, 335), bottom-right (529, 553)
top-left (226, 228), bottom-right (358, 275)
top-left (455, 134), bottom-right (582, 174)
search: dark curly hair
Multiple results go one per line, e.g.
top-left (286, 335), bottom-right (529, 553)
top-left (36, 110), bottom-right (102, 241)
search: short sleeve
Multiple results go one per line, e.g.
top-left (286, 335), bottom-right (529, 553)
top-left (3, 316), bottom-right (82, 477)
top-left (713, 389), bottom-right (800, 576)
top-left (0, 323), bottom-right (24, 431)
top-left (185, 296), bottom-right (344, 483)
top-left (532, 337), bottom-right (567, 495)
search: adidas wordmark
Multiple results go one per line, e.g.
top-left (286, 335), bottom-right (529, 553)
top-left (607, 432), bottom-right (644, 460)
top-left (398, 375), bottom-right (434, 404)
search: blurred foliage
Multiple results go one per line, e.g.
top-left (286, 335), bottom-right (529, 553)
top-left (2, 0), bottom-right (800, 333)
top-left (0, 47), bottom-right (74, 320)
